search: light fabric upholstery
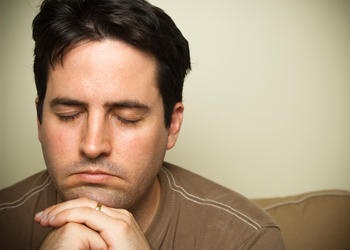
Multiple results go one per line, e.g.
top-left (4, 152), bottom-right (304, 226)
top-left (253, 190), bottom-right (350, 250)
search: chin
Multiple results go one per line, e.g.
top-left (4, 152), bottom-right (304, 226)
top-left (60, 185), bottom-right (133, 209)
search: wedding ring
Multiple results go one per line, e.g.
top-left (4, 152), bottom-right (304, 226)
top-left (95, 202), bottom-right (103, 212)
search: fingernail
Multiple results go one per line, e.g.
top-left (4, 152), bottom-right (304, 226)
top-left (49, 215), bottom-right (55, 222)
top-left (41, 213), bottom-right (48, 223)
top-left (34, 211), bottom-right (43, 220)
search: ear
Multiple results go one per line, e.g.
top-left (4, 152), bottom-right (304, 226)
top-left (167, 102), bottom-right (184, 150)
top-left (35, 97), bottom-right (43, 143)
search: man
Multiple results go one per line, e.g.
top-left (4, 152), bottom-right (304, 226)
top-left (0, 0), bottom-right (285, 249)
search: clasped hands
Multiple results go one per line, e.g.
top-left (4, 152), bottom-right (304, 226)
top-left (34, 198), bottom-right (151, 250)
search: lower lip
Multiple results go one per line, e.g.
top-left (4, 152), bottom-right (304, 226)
top-left (75, 173), bottom-right (114, 183)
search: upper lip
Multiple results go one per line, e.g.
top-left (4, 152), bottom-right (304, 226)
top-left (73, 169), bottom-right (114, 176)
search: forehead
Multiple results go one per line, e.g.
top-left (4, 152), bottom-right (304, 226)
top-left (46, 39), bottom-right (160, 104)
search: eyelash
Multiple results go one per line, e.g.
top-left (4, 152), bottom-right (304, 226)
top-left (57, 113), bottom-right (141, 125)
top-left (57, 113), bottom-right (81, 121)
top-left (117, 116), bottom-right (141, 125)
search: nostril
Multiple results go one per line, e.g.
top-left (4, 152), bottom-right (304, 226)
top-left (80, 139), bottom-right (111, 159)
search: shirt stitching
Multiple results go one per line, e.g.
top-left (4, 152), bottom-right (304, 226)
top-left (0, 175), bottom-right (51, 211)
top-left (161, 167), bottom-right (261, 230)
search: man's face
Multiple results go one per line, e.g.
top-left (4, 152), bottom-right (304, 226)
top-left (38, 39), bottom-right (182, 209)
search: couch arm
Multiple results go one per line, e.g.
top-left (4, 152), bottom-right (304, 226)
top-left (253, 190), bottom-right (350, 250)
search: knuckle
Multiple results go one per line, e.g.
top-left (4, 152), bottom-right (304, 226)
top-left (121, 210), bottom-right (134, 224)
top-left (117, 220), bottom-right (132, 234)
top-left (122, 209), bottom-right (133, 217)
top-left (60, 222), bottom-right (80, 233)
top-left (114, 210), bottom-right (135, 233)
top-left (77, 197), bottom-right (90, 203)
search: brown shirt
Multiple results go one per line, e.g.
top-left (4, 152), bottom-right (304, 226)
top-left (0, 163), bottom-right (285, 249)
top-left (0, 171), bottom-right (56, 249)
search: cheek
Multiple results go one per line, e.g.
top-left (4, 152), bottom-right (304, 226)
top-left (116, 125), bottom-right (168, 161)
top-left (116, 127), bottom-right (167, 187)
top-left (40, 125), bottom-right (79, 159)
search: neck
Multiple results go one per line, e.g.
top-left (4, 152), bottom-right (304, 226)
top-left (132, 176), bottom-right (161, 232)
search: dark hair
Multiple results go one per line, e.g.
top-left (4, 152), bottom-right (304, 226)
top-left (32, 0), bottom-right (191, 127)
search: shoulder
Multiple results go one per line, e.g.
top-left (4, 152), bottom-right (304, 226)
top-left (159, 162), bottom-right (285, 249)
top-left (0, 170), bottom-right (53, 212)
top-left (161, 162), bottom-right (273, 228)
top-left (0, 171), bottom-right (55, 249)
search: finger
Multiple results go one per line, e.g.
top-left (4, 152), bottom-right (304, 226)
top-left (35, 197), bottom-right (98, 225)
top-left (35, 197), bottom-right (132, 227)
top-left (40, 222), bottom-right (108, 250)
top-left (47, 207), bottom-right (150, 249)
top-left (47, 206), bottom-right (132, 230)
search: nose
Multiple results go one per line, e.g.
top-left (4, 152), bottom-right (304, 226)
top-left (79, 113), bottom-right (112, 159)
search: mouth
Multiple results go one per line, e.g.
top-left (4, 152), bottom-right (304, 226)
top-left (72, 169), bottom-right (116, 184)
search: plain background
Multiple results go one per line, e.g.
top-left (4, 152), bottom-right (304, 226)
top-left (1, 0), bottom-right (349, 198)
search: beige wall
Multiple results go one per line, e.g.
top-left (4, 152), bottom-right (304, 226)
top-left (1, 0), bottom-right (349, 197)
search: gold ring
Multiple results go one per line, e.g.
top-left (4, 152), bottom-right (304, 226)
top-left (95, 202), bottom-right (102, 212)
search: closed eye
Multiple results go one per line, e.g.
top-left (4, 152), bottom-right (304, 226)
top-left (56, 112), bottom-right (82, 121)
top-left (112, 108), bottom-right (146, 126)
top-left (117, 116), bottom-right (142, 125)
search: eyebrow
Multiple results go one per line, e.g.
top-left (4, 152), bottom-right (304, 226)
top-left (50, 97), bottom-right (86, 108)
top-left (105, 101), bottom-right (150, 112)
top-left (50, 97), bottom-right (150, 112)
